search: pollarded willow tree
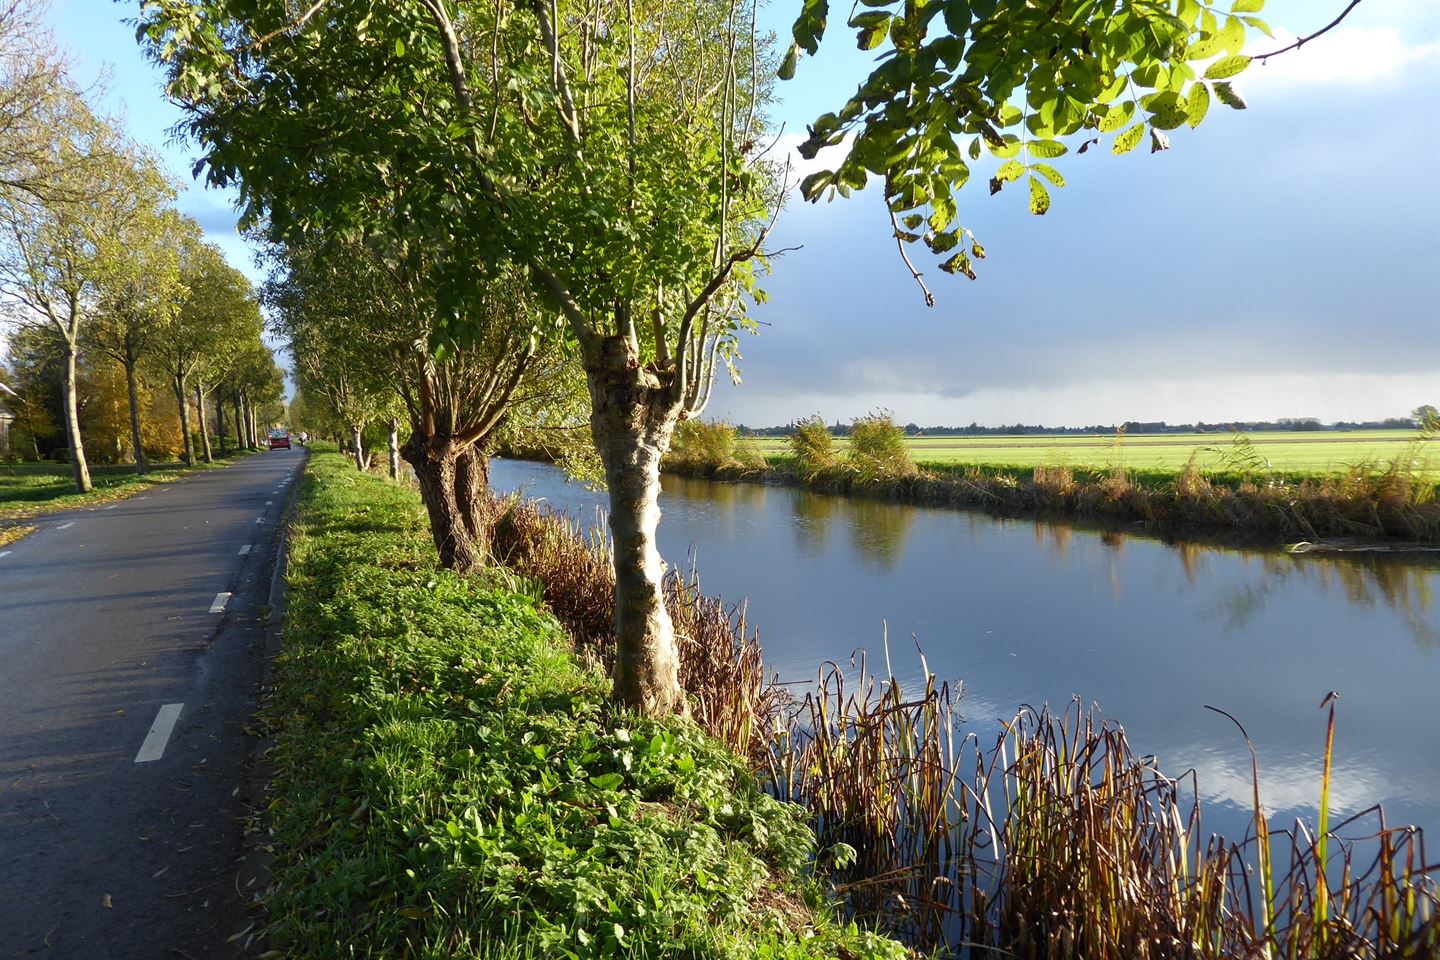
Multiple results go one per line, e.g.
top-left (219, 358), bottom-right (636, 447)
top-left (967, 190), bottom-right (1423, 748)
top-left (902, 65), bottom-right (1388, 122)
top-left (266, 237), bottom-right (587, 571)
top-left (141, 0), bottom-right (782, 714)
top-left (783, 0), bottom-right (1333, 299)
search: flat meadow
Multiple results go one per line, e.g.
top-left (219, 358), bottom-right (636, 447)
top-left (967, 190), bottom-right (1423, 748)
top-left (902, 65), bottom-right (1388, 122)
top-left (748, 429), bottom-right (1432, 475)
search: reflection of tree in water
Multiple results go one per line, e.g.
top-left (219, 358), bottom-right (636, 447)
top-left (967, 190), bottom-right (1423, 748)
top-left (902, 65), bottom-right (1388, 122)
top-left (1031, 521), bottom-right (1072, 562)
top-left (665, 473), bottom-right (768, 513)
top-left (787, 489), bottom-right (917, 570)
top-left (1212, 551), bottom-right (1439, 649)
top-left (792, 489), bottom-right (840, 557)
top-left (846, 497), bottom-right (917, 570)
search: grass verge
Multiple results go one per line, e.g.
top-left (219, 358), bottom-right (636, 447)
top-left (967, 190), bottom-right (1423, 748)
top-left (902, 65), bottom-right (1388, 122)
top-left (0, 452), bottom-right (260, 527)
top-left (259, 450), bottom-right (907, 959)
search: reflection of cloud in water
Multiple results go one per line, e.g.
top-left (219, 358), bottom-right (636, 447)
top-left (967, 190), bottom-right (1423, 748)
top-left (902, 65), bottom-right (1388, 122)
top-left (1172, 740), bottom-right (1437, 821)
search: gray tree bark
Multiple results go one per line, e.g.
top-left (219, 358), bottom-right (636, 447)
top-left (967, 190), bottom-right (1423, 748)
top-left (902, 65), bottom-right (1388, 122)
top-left (175, 375), bottom-right (194, 466)
top-left (388, 418), bottom-right (400, 480)
top-left (350, 422), bottom-right (365, 470)
top-left (586, 336), bottom-right (685, 717)
top-left (216, 393), bottom-right (228, 456)
top-left (195, 384), bottom-right (213, 463)
top-left (123, 357), bottom-right (147, 475)
top-left (61, 345), bottom-right (91, 493)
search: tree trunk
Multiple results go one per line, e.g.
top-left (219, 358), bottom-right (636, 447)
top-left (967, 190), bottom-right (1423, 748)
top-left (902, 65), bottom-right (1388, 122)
top-left (349, 423), bottom-right (365, 470)
top-left (388, 418), bottom-right (400, 481)
top-left (123, 357), bottom-right (147, 475)
top-left (454, 446), bottom-right (489, 549)
top-left (232, 394), bottom-right (244, 451)
top-left (195, 384), bottom-right (213, 463)
top-left (61, 344), bottom-right (92, 493)
top-left (175, 375), bottom-right (194, 466)
top-left (402, 435), bottom-right (483, 573)
top-left (585, 336), bottom-right (685, 716)
top-left (216, 394), bottom-right (228, 456)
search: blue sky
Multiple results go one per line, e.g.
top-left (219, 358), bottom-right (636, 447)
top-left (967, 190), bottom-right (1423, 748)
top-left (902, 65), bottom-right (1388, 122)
top-left (47, 0), bottom-right (1440, 427)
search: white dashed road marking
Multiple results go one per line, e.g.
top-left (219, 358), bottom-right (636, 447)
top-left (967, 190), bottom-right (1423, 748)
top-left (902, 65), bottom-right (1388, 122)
top-left (255, 517), bottom-right (264, 525)
top-left (0, 551), bottom-right (11, 559)
top-left (134, 704), bottom-right (184, 763)
top-left (56, 522), bottom-right (74, 530)
top-left (238, 545), bottom-right (251, 556)
top-left (209, 592), bottom-right (231, 614)
top-left (104, 505), bottom-right (116, 510)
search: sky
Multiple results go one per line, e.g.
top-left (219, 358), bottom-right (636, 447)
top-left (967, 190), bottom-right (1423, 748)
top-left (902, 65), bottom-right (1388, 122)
top-left (42, 0), bottom-right (1440, 428)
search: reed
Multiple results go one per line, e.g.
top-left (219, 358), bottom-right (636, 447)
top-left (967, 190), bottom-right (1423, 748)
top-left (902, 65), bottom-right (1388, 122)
top-left (484, 492), bottom-right (1439, 958)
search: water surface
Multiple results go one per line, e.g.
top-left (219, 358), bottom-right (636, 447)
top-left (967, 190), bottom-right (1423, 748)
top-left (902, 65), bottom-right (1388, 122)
top-left (491, 459), bottom-right (1440, 839)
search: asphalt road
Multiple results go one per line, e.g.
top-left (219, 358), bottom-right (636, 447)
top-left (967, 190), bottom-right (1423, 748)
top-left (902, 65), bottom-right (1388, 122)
top-left (0, 448), bottom-right (305, 958)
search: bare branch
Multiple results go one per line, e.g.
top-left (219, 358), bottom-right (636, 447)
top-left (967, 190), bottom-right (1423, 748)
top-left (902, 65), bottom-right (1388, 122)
top-left (1251, 0), bottom-right (1364, 62)
top-left (889, 210), bottom-right (935, 308)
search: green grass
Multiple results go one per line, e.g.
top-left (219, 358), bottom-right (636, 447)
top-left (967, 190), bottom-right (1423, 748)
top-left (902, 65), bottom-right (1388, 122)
top-left (259, 449), bottom-right (907, 959)
top-left (0, 453), bottom-right (259, 524)
top-left (747, 430), bottom-right (1434, 475)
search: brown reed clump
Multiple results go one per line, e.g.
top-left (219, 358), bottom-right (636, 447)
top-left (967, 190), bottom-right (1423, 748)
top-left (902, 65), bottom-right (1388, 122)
top-left (484, 491), bottom-right (1439, 959)
top-left (486, 493), bottom-right (782, 763)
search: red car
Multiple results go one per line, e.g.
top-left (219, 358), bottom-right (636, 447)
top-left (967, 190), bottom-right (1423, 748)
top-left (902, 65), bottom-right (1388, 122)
top-left (269, 430), bottom-right (292, 450)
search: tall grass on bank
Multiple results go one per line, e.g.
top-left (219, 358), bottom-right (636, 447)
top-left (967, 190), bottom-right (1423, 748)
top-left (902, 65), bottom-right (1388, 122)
top-left (663, 419), bottom-right (767, 478)
top-left (660, 418), bottom-right (1440, 542)
top-left (262, 452), bottom-right (907, 958)
top-left (489, 491), bottom-right (1440, 959)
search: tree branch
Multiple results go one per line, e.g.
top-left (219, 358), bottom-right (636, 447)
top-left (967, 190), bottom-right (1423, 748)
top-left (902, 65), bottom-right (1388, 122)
top-left (1251, 0), bottom-right (1364, 62)
top-left (889, 210), bottom-right (935, 308)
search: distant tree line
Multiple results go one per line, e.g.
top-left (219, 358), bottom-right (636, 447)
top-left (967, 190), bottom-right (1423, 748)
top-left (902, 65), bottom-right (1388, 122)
top-left (737, 415), bottom-right (1430, 438)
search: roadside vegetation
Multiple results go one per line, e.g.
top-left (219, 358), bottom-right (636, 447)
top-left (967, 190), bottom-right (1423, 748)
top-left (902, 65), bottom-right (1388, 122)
top-left (261, 449), bottom-right (905, 958)
top-left (660, 415), bottom-right (1440, 542)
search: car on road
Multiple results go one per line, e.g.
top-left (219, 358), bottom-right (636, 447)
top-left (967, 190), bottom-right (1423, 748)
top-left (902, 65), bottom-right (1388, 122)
top-left (269, 430), bottom-right (291, 450)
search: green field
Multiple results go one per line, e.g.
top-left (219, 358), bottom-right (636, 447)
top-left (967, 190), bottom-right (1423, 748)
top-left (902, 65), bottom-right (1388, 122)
top-left (749, 430), bottom-right (1434, 475)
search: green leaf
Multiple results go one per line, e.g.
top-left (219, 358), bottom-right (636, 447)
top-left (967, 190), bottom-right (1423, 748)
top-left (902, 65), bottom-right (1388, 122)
top-left (938, 252), bottom-right (976, 278)
top-left (1028, 175), bottom-right (1050, 215)
top-left (1242, 15), bottom-right (1274, 38)
top-left (778, 42), bottom-right (799, 81)
top-left (1186, 82), bottom-right (1210, 128)
top-left (967, 137), bottom-right (981, 161)
top-left (1219, 15), bottom-right (1246, 54)
top-left (394, 37), bottom-right (405, 56)
top-left (994, 159), bottom-right (1024, 182)
top-left (1214, 81), bottom-right (1248, 109)
top-left (988, 135), bottom-right (1021, 159)
top-left (1030, 162), bottom-right (1065, 187)
top-left (1027, 139), bottom-right (1067, 159)
top-left (1112, 123), bottom-right (1145, 155)
top-left (1098, 102), bottom-right (1135, 133)
top-left (1230, 0), bottom-right (1263, 12)
top-left (589, 773), bottom-right (624, 790)
top-left (1204, 55), bottom-right (1251, 80)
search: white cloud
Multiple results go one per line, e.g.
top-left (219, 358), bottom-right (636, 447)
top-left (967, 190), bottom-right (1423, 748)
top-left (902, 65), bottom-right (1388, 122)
top-left (1240, 26), bottom-right (1440, 91)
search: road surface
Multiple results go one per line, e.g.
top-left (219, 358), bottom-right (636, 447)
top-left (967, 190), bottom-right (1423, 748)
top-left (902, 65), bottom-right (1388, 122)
top-left (0, 448), bottom-right (304, 957)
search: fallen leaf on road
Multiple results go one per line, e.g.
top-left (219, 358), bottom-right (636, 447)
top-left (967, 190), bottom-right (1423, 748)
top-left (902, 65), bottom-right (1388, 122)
top-left (101, 893), bottom-right (113, 909)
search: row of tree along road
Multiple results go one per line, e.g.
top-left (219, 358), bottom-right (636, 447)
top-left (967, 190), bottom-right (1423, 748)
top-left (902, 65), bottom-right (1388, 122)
top-left (125, 0), bottom-right (1341, 725)
top-left (0, 1), bottom-right (282, 486)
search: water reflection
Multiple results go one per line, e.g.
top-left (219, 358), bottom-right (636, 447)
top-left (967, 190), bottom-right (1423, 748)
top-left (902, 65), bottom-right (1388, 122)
top-left (491, 459), bottom-right (1440, 837)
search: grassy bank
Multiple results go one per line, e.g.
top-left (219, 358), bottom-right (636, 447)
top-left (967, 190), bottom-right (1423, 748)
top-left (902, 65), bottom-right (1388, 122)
top-left (0, 452), bottom-right (258, 525)
top-left (662, 419), bottom-right (1440, 543)
top-left (259, 449), bottom-right (905, 958)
